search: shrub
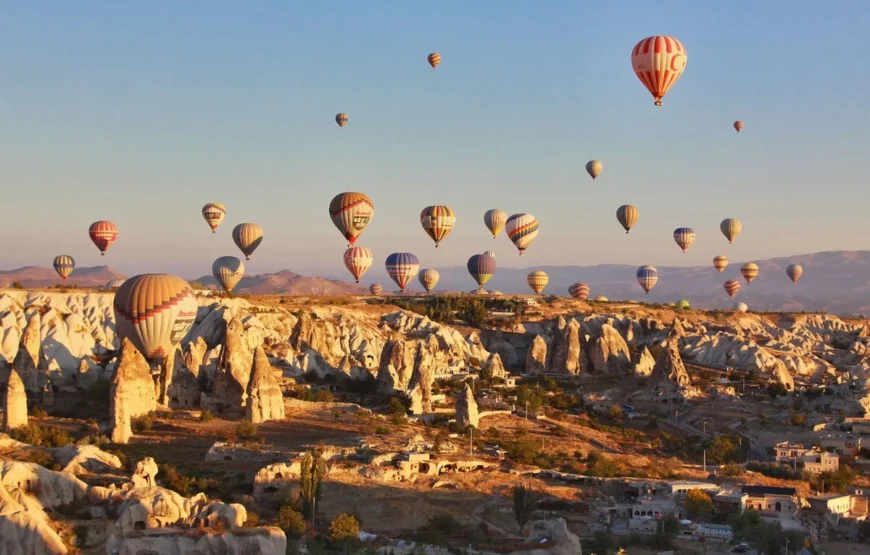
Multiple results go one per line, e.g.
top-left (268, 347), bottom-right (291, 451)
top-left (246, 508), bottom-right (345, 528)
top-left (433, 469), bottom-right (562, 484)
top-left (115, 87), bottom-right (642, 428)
top-left (11, 281), bottom-right (24, 289)
top-left (328, 513), bottom-right (360, 542)
top-left (244, 511), bottom-right (260, 527)
top-left (10, 423), bottom-right (74, 448)
top-left (131, 415), bottom-right (153, 433)
top-left (199, 410), bottom-right (214, 422)
top-left (314, 389), bottom-right (334, 403)
top-left (278, 505), bottom-right (306, 538)
top-left (235, 421), bottom-right (260, 441)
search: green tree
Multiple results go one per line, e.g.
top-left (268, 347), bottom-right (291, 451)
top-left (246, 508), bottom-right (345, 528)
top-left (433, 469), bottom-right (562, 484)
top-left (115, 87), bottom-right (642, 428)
top-left (328, 513), bottom-right (360, 542)
top-left (684, 489), bottom-right (714, 518)
top-left (299, 451), bottom-right (327, 523)
top-left (706, 435), bottom-right (737, 464)
top-left (278, 505), bottom-right (306, 538)
top-left (512, 485), bottom-right (535, 531)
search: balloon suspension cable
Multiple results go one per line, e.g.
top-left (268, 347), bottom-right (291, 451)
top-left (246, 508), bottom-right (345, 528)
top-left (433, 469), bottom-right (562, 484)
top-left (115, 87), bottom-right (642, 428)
top-left (101, 252), bottom-right (105, 256)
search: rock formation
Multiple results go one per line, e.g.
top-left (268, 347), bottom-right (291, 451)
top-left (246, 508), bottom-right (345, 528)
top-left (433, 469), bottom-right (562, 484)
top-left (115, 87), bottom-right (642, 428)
top-left (246, 346), bottom-right (285, 424)
top-left (633, 346), bottom-right (656, 377)
top-left (110, 338), bottom-right (158, 444)
top-left (483, 352), bottom-right (507, 379)
top-left (588, 323), bottom-right (631, 374)
top-left (167, 349), bottom-right (200, 409)
top-left (0, 485), bottom-right (68, 555)
top-left (511, 518), bottom-right (583, 555)
top-left (211, 318), bottom-right (252, 412)
top-left (455, 383), bottom-right (479, 429)
top-left (526, 335), bottom-right (548, 373)
top-left (3, 367), bottom-right (28, 431)
top-left (551, 318), bottom-right (583, 375)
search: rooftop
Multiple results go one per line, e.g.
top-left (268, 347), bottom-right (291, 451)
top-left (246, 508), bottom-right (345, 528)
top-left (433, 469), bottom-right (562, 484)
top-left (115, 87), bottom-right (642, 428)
top-left (742, 485), bottom-right (797, 496)
top-left (808, 493), bottom-right (851, 501)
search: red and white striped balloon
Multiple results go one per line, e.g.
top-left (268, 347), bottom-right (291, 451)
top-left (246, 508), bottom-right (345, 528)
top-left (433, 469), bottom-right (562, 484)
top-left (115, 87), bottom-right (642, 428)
top-left (343, 247), bottom-right (373, 284)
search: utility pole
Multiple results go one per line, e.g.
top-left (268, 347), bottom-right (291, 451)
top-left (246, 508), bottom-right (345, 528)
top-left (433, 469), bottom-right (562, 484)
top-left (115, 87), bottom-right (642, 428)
top-left (703, 421), bottom-right (707, 434)
top-left (470, 427), bottom-right (474, 456)
top-left (703, 450), bottom-right (707, 473)
top-left (785, 536), bottom-right (790, 554)
top-left (525, 401), bottom-right (529, 422)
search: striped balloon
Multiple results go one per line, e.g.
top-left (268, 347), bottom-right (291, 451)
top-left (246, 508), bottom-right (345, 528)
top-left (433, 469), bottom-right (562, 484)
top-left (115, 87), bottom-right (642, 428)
top-left (616, 205), bottom-right (639, 233)
top-left (467, 253), bottom-right (496, 288)
top-left (505, 213), bottom-right (539, 255)
top-left (569, 282), bottom-right (590, 300)
top-left (631, 36), bottom-right (687, 107)
top-left (428, 52), bottom-right (441, 69)
top-left (201, 203), bottom-right (226, 233)
top-left (586, 160), bottom-right (603, 181)
top-left (113, 274), bottom-right (198, 361)
top-left (483, 250), bottom-right (495, 258)
top-left (724, 279), bottom-right (741, 298)
top-left (335, 113), bottom-right (348, 128)
top-left (786, 264), bottom-right (803, 284)
top-left (232, 223), bottom-right (264, 260)
top-left (418, 268), bottom-right (440, 293)
top-left (329, 192), bottom-right (374, 246)
top-left (343, 246), bottom-right (373, 283)
top-left (105, 279), bottom-right (125, 291)
top-left (734, 120), bottom-right (744, 133)
top-left (720, 218), bottom-right (742, 244)
top-left (385, 253), bottom-right (419, 292)
top-left (741, 263), bottom-right (759, 284)
top-left (712, 255), bottom-right (728, 273)
top-left (89, 220), bottom-right (118, 256)
top-left (212, 256), bottom-right (245, 293)
top-left (527, 271), bottom-right (549, 295)
top-left (636, 265), bottom-right (658, 294)
top-left (53, 255), bottom-right (75, 280)
top-left (483, 209), bottom-right (507, 239)
top-left (673, 228), bottom-right (696, 253)
top-left (420, 205), bottom-right (456, 247)
top-left (369, 283), bottom-right (383, 296)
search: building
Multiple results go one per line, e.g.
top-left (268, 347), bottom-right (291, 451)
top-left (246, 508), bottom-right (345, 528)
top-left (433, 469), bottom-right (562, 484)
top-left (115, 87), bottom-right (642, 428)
top-left (775, 441), bottom-right (813, 463)
top-left (802, 451), bottom-right (839, 474)
top-left (808, 494), bottom-right (853, 517)
top-left (713, 490), bottom-right (748, 515)
top-left (696, 523), bottom-right (733, 542)
top-left (741, 486), bottom-right (798, 515)
top-left (666, 481), bottom-right (720, 497)
top-left (819, 433), bottom-right (862, 456)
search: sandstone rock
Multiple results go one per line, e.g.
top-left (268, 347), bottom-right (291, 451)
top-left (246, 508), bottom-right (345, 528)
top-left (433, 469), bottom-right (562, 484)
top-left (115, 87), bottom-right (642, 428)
top-left (455, 384), bottom-right (479, 429)
top-left (246, 346), bottom-right (285, 424)
top-left (212, 318), bottom-right (252, 412)
top-left (526, 335), bottom-right (548, 374)
top-left (132, 457), bottom-right (158, 489)
top-left (194, 500), bottom-right (247, 529)
top-left (588, 324), bottom-right (631, 374)
top-left (3, 367), bottom-right (27, 431)
top-left (483, 352), bottom-right (507, 379)
top-left (0, 461), bottom-right (88, 507)
top-left (110, 338), bottom-right (157, 444)
top-left (167, 349), bottom-right (200, 410)
top-left (105, 527), bottom-right (287, 555)
top-left (654, 337), bottom-right (691, 387)
top-left (0, 485), bottom-right (67, 555)
top-left (55, 445), bottom-right (123, 475)
top-left (633, 346), bottom-right (656, 377)
top-left (184, 336), bottom-right (208, 378)
top-left (510, 517), bottom-right (583, 555)
top-left (550, 318), bottom-right (583, 375)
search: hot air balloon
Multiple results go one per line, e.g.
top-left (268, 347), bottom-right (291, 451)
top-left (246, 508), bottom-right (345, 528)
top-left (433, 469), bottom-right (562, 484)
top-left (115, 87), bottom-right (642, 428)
top-left (428, 52), bottom-right (441, 69)
top-left (113, 274), bottom-right (198, 360)
top-left (505, 213), bottom-right (539, 255)
top-left (53, 255), bottom-right (75, 280)
top-left (713, 255), bottom-right (728, 273)
top-left (675, 299), bottom-right (690, 309)
top-left (673, 228), bottom-right (696, 253)
top-left (232, 223), bottom-right (263, 260)
top-left (369, 283), bottom-right (383, 296)
top-left (418, 269), bottom-right (440, 293)
top-left (467, 253), bottom-right (496, 289)
top-left (202, 203), bottom-right (226, 233)
top-left (720, 218), bottom-right (742, 244)
top-left (787, 264), bottom-right (803, 284)
top-left (527, 271), bottom-right (549, 295)
top-left (385, 253), bottom-right (419, 293)
top-left (335, 113), bottom-right (348, 128)
top-left (483, 250), bottom-right (495, 259)
top-left (329, 192), bottom-right (374, 246)
top-left (342, 247), bottom-right (373, 284)
top-left (631, 35), bottom-right (687, 107)
top-left (741, 263), bottom-right (759, 284)
top-left (420, 205), bottom-right (456, 247)
top-left (593, 296), bottom-right (609, 302)
top-left (104, 279), bottom-right (125, 291)
top-left (484, 209), bottom-right (507, 239)
top-left (616, 205), bottom-right (639, 234)
top-left (569, 283), bottom-right (590, 300)
top-left (89, 221), bottom-right (118, 256)
top-left (586, 160), bottom-right (603, 181)
top-left (733, 121), bottom-right (744, 133)
top-left (636, 265), bottom-right (658, 294)
top-left (724, 280), bottom-right (741, 298)
top-left (212, 256), bottom-right (245, 293)
top-left (734, 302), bottom-right (749, 313)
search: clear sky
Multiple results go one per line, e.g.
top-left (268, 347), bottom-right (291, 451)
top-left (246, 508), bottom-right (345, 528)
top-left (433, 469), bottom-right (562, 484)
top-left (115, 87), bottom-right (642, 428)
top-left (1, 1), bottom-right (869, 281)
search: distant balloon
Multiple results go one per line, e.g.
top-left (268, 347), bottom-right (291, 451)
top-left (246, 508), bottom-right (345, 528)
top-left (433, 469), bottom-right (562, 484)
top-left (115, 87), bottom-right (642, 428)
top-left (113, 274), bottom-right (198, 361)
top-left (741, 263), bottom-right (759, 284)
top-left (467, 253), bottom-right (496, 289)
top-left (675, 299), bottom-right (691, 309)
top-left (586, 160), bottom-right (603, 181)
top-left (420, 205), bottom-right (456, 247)
top-left (569, 283), bottom-right (590, 301)
top-left (343, 247), bottom-right (373, 284)
top-left (720, 218), bottom-right (742, 244)
top-left (104, 279), bottom-right (125, 291)
top-left (483, 250), bottom-right (496, 259)
top-left (369, 283), bottom-right (383, 296)
top-left (593, 296), bottom-right (609, 302)
top-left (53, 255), bottom-right (75, 280)
top-left (232, 223), bottom-right (263, 260)
top-left (89, 220), bottom-right (118, 256)
top-left (202, 203), bottom-right (226, 233)
top-left (335, 113), bottom-right (348, 128)
top-left (616, 205), bottom-right (639, 233)
top-left (484, 209), bottom-right (507, 239)
top-left (787, 264), bottom-right (803, 284)
top-left (418, 269), bottom-right (440, 293)
top-left (724, 279), bottom-right (741, 298)
top-left (733, 120), bottom-right (744, 133)
top-left (527, 271), bottom-right (549, 295)
top-left (734, 302), bottom-right (749, 313)
top-left (713, 255), bottom-right (728, 273)
top-left (330, 192), bottom-right (375, 246)
top-left (673, 228), bottom-right (696, 253)
top-left (631, 35), bottom-right (687, 107)
top-left (636, 265), bottom-right (658, 294)
top-left (385, 253), bottom-right (420, 293)
top-left (212, 256), bottom-right (245, 293)
top-left (428, 52), bottom-right (441, 69)
top-left (505, 213), bottom-right (539, 255)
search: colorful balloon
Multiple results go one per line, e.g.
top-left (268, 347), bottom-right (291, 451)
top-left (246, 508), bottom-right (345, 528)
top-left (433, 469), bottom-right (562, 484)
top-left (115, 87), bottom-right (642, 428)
top-left (569, 283), bottom-right (590, 300)
top-left (418, 269), bottom-right (440, 293)
top-left (104, 279), bottom-right (125, 291)
top-left (385, 253), bottom-right (419, 293)
top-left (593, 296), bottom-right (609, 302)
top-left (631, 35), bottom-right (687, 107)
top-left (720, 218), bottom-right (742, 244)
top-left (673, 227), bottom-right (696, 253)
top-left (586, 160), bottom-right (603, 181)
top-left (505, 213), bottom-right (539, 255)
top-left (675, 299), bottom-right (690, 309)
top-left (202, 203), bottom-right (226, 233)
top-left (527, 271), bottom-right (549, 295)
top-left (636, 265), bottom-right (658, 294)
top-left (483, 250), bottom-right (496, 259)
top-left (335, 113), bottom-right (348, 128)
top-left (89, 220), bottom-right (118, 256)
top-left (787, 264), bottom-right (803, 284)
top-left (713, 255), bottom-right (728, 273)
top-left (369, 283), bottom-right (383, 296)
top-left (343, 247), bottom-right (373, 284)
top-left (113, 274), bottom-right (198, 360)
top-left (616, 205), bottom-right (639, 233)
top-left (428, 52), bottom-right (441, 69)
top-left (232, 223), bottom-right (263, 260)
top-left (733, 121), bottom-right (744, 133)
top-left (467, 253), bottom-right (496, 288)
top-left (420, 205), bottom-right (456, 247)
top-left (724, 279), bottom-right (741, 298)
top-left (212, 256), bottom-right (245, 293)
top-left (53, 255), bottom-right (75, 281)
top-left (484, 209), bottom-right (507, 239)
top-left (329, 192), bottom-right (374, 246)
top-left (741, 263), bottom-right (759, 284)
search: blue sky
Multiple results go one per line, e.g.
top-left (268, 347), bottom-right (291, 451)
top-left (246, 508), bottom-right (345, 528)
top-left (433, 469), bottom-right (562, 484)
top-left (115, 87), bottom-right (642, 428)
top-left (1, 1), bottom-right (869, 281)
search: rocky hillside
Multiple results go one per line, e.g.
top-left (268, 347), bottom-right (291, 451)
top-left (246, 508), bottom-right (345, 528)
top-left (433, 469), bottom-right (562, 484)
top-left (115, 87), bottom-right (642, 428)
top-left (192, 269), bottom-right (367, 296)
top-left (0, 266), bottom-right (126, 289)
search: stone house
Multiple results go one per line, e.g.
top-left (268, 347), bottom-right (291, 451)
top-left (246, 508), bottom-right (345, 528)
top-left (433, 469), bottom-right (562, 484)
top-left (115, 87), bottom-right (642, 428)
top-left (741, 486), bottom-right (798, 515)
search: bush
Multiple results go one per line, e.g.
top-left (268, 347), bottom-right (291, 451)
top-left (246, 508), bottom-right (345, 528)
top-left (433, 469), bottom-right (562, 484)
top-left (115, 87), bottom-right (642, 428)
top-left (314, 389), bottom-right (334, 403)
top-left (199, 410), bottom-right (214, 422)
top-left (9, 423), bottom-right (74, 448)
top-left (328, 513), bottom-right (360, 542)
top-left (131, 415), bottom-right (153, 433)
top-left (11, 281), bottom-right (24, 289)
top-left (235, 421), bottom-right (260, 441)
top-left (244, 511), bottom-right (260, 527)
top-left (278, 505), bottom-right (306, 538)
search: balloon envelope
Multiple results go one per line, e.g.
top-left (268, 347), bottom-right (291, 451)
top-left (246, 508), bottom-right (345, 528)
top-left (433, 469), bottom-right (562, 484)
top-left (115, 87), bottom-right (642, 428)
top-left (586, 160), bottom-right (603, 180)
top-left (713, 256), bottom-right (728, 273)
top-left (89, 220), bottom-right (118, 256)
top-left (467, 254), bottom-right (496, 287)
top-left (212, 256), bottom-right (245, 293)
top-left (505, 213), bottom-right (539, 255)
top-left (343, 247), bottom-right (373, 283)
top-left (202, 203), bottom-right (226, 233)
top-left (335, 113), bottom-right (348, 128)
top-left (741, 263), bottom-right (759, 284)
top-left (724, 280), bottom-right (741, 298)
top-left (616, 205), bottom-right (638, 233)
top-left (428, 52), bottom-right (441, 69)
top-left (330, 192), bottom-right (374, 246)
top-left (418, 268), bottom-right (440, 293)
top-left (53, 255), bottom-right (75, 280)
top-left (420, 206), bottom-right (456, 247)
top-left (631, 35), bottom-right (687, 106)
top-left (673, 228), bottom-right (696, 253)
top-left (569, 283), bottom-right (590, 300)
top-left (232, 223), bottom-right (263, 260)
top-left (787, 264), bottom-right (803, 284)
top-left (734, 121), bottom-right (744, 133)
top-left (675, 299), bottom-right (690, 309)
top-left (385, 253), bottom-right (420, 292)
top-left (483, 209), bottom-right (507, 239)
top-left (720, 218), bottom-right (742, 244)
top-left (369, 283), bottom-right (383, 296)
top-left (527, 271), bottom-right (549, 295)
top-left (636, 265), bottom-right (658, 294)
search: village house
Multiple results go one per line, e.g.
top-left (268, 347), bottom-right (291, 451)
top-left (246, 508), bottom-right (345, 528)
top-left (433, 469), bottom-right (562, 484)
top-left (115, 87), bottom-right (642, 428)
top-left (775, 441), bottom-right (813, 463)
top-left (695, 523), bottom-right (734, 543)
top-left (741, 486), bottom-right (799, 516)
top-left (818, 433), bottom-right (862, 456)
top-left (712, 490), bottom-right (748, 515)
top-left (665, 480), bottom-right (720, 498)
top-left (774, 442), bottom-right (839, 473)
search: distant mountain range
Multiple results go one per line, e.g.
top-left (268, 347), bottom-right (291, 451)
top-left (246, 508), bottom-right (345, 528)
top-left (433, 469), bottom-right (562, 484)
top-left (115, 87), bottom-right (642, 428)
top-left (1, 251), bottom-right (869, 314)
